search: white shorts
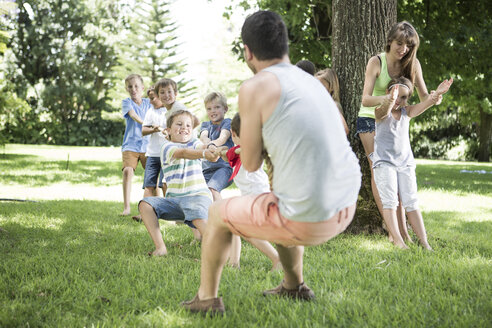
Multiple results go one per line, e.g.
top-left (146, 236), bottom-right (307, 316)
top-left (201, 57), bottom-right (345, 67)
top-left (374, 163), bottom-right (419, 212)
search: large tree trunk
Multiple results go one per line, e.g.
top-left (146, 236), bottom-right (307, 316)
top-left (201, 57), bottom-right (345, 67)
top-left (478, 106), bottom-right (492, 162)
top-left (332, 0), bottom-right (397, 233)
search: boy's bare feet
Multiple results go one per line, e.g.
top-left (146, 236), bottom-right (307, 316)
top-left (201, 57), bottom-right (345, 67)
top-left (120, 209), bottom-right (131, 216)
top-left (420, 242), bottom-right (432, 251)
top-left (392, 241), bottom-right (409, 250)
top-left (148, 247), bottom-right (168, 257)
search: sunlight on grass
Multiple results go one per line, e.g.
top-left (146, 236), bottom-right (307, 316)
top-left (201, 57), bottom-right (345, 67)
top-left (420, 190), bottom-right (492, 216)
top-left (357, 239), bottom-right (393, 251)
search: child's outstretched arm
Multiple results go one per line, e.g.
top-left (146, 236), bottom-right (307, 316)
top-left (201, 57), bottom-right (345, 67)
top-left (208, 129), bottom-right (231, 148)
top-left (127, 109), bottom-right (144, 124)
top-left (199, 130), bottom-right (211, 144)
top-left (374, 85), bottom-right (398, 121)
top-left (407, 78), bottom-right (453, 118)
top-left (172, 147), bottom-right (219, 162)
top-left (142, 125), bottom-right (161, 136)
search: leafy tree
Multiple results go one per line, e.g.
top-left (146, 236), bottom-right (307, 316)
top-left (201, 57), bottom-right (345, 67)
top-left (229, 0), bottom-right (332, 69)
top-left (115, 0), bottom-right (193, 104)
top-left (8, 0), bottom-right (124, 145)
top-left (399, 0), bottom-right (491, 161)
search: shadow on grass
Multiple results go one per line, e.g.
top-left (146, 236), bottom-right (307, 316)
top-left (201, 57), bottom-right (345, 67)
top-left (1, 200), bottom-right (491, 327)
top-left (0, 154), bottom-right (136, 186)
top-left (416, 163), bottom-right (492, 195)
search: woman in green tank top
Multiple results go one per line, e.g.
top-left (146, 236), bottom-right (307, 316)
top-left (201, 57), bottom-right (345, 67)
top-left (356, 21), bottom-right (433, 243)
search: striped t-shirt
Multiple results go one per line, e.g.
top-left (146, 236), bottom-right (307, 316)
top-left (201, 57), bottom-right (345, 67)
top-left (160, 139), bottom-right (212, 199)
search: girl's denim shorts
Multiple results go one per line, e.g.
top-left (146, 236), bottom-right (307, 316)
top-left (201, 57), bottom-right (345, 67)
top-left (356, 117), bottom-right (376, 135)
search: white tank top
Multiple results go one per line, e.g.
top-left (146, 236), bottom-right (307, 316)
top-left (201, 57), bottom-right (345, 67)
top-left (262, 63), bottom-right (361, 222)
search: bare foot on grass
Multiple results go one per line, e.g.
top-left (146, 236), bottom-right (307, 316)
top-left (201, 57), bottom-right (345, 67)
top-left (148, 248), bottom-right (167, 257)
top-left (119, 209), bottom-right (131, 216)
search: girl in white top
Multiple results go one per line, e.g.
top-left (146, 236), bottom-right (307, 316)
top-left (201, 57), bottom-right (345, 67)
top-left (374, 76), bottom-right (453, 250)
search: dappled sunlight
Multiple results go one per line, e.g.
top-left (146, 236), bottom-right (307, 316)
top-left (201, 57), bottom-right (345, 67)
top-left (419, 190), bottom-right (492, 215)
top-left (357, 239), bottom-right (392, 251)
top-left (133, 307), bottom-right (192, 327)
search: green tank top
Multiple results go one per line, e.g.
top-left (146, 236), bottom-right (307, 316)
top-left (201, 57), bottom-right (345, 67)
top-left (358, 52), bottom-right (391, 118)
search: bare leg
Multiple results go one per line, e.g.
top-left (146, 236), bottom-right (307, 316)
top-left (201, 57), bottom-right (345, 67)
top-left (191, 228), bottom-right (201, 242)
top-left (406, 210), bottom-right (432, 250)
top-left (121, 167), bottom-right (134, 216)
top-left (139, 201), bottom-right (167, 256)
top-left (359, 132), bottom-right (384, 217)
top-left (276, 245), bottom-right (304, 289)
top-left (382, 209), bottom-right (408, 249)
top-left (228, 235), bottom-right (241, 268)
top-left (245, 238), bottom-right (281, 271)
top-left (144, 187), bottom-right (155, 198)
top-left (397, 201), bottom-right (412, 242)
top-left (197, 201), bottom-right (233, 300)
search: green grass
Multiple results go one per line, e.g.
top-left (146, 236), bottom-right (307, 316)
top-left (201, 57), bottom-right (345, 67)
top-left (1, 144), bottom-right (491, 327)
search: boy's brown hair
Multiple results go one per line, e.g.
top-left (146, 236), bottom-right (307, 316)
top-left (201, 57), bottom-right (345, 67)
top-left (166, 109), bottom-right (196, 131)
top-left (231, 113), bottom-right (240, 136)
top-left (155, 78), bottom-right (178, 95)
top-left (125, 73), bottom-right (144, 86)
top-left (204, 91), bottom-right (227, 109)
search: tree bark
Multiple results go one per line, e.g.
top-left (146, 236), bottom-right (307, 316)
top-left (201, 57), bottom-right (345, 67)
top-left (478, 106), bottom-right (492, 162)
top-left (332, 0), bottom-right (397, 233)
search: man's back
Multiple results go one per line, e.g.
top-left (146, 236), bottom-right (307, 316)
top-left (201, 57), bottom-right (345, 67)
top-left (261, 63), bottom-right (361, 222)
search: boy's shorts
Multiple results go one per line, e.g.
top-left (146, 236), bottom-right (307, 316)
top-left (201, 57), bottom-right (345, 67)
top-left (374, 163), bottom-right (419, 212)
top-left (140, 195), bottom-right (211, 229)
top-left (122, 151), bottom-right (147, 170)
top-left (203, 166), bottom-right (233, 192)
top-left (218, 192), bottom-right (357, 247)
top-left (143, 156), bottom-right (164, 188)
top-left (356, 117), bottom-right (375, 135)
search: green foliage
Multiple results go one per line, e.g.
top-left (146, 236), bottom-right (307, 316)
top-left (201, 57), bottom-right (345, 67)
top-left (229, 0), bottom-right (333, 70)
top-left (114, 0), bottom-right (194, 104)
top-left (7, 0), bottom-right (125, 146)
top-left (399, 0), bottom-right (492, 160)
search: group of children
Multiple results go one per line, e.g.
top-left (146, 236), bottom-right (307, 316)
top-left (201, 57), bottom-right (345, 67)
top-left (120, 24), bottom-right (452, 258)
top-left (120, 74), bottom-right (281, 268)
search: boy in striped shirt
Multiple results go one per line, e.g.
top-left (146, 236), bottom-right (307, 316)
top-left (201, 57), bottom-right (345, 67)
top-left (138, 110), bottom-right (219, 256)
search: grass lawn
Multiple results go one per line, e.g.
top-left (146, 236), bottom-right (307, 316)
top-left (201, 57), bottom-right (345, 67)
top-left (1, 144), bottom-right (491, 327)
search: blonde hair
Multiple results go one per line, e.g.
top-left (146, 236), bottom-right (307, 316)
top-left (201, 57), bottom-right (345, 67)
top-left (155, 78), bottom-right (178, 95)
top-left (204, 91), bottom-right (227, 108)
top-left (315, 68), bottom-right (340, 103)
top-left (385, 21), bottom-right (420, 84)
top-left (125, 74), bottom-right (144, 86)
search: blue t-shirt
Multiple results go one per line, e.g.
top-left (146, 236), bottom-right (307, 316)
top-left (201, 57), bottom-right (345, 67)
top-left (121, 97), bottom-right (151, 153)
top-left (200, 118), bottom-right (234, 171)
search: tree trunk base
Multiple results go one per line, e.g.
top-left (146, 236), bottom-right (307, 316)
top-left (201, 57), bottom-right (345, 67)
top-left (345, 197), bottom-right (385, 234)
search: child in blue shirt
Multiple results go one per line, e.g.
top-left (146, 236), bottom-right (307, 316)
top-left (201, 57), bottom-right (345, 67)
top-left (199, 92), bottom-right (234, 202)
top-left (120, 74), bottom-right (152, 216)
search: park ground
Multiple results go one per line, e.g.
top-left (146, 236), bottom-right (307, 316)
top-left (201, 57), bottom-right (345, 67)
top-left (0, 144), bottom-right (491, 327)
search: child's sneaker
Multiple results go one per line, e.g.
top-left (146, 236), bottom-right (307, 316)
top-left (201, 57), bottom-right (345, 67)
top-left (263, 281), bottom-right (315, 301)
top-left (181, 294), bottom-right (225, 315)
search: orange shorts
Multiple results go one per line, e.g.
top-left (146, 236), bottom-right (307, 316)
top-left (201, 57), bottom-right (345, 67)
top-left (219, 192), bottom-right (356, 247)
top-left (122, 151), bottom-right (147, 170)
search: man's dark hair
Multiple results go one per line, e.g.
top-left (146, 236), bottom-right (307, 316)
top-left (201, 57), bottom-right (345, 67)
top-left (231, 113), bottom-right (240, 137)
top-left (295, 60), bottom-right (316, 76)
top-left (241, 11), bottom-right (288, 60)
